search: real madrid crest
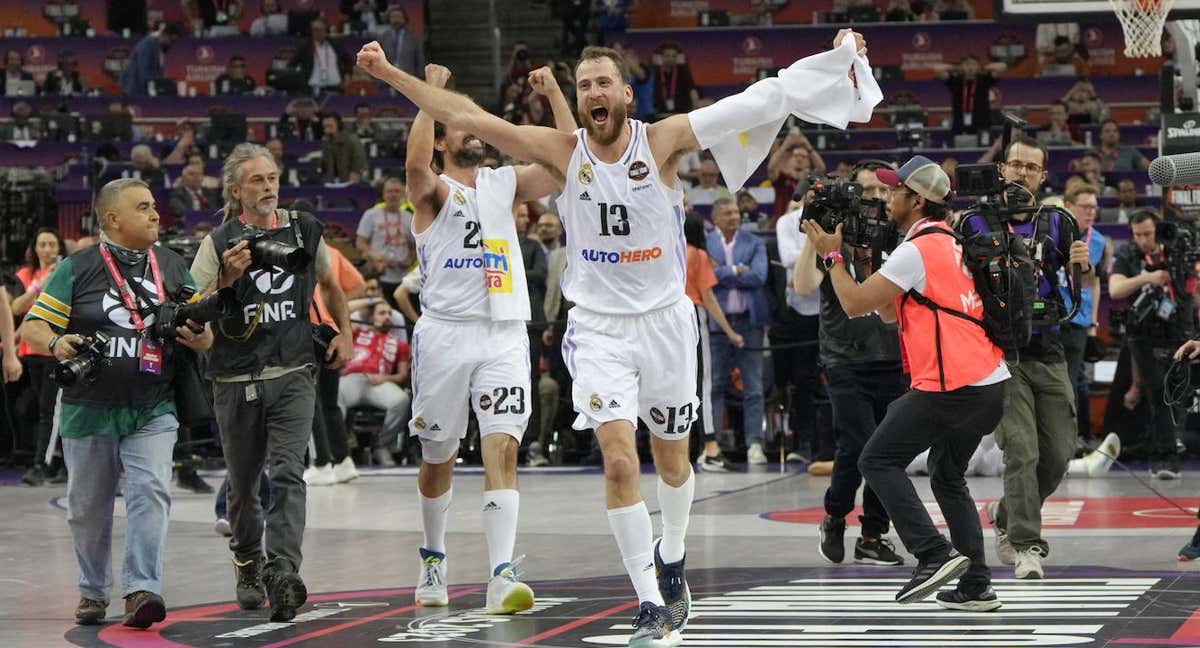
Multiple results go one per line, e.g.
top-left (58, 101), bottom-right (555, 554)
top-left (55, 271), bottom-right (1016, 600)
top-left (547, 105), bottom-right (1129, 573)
top-left (578, 163), bottom-right (594, 185)
top-left (453, 190), bottom-right (466, 205)
top-left (414, 416), bottom-right (426, 430)
top-left (589, 393), bottom-right (603, 412)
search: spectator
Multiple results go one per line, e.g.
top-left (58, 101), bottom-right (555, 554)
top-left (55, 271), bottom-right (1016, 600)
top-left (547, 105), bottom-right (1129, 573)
top-left (614, 43), bottom-right (655, 121)
top-left (1073, 151), bottom-right (1112, 194)
top-left (130, 144), bottom-right (168, 189)
top-left (41, 50), bottom-right (87, 97)
top-left (535, 212), bottom-right (563, 259)
top-left (938, 0), bottom-right (975, 19)
top-left (653, 42), bottom-right (699, 115)
top-left (595, 0), bottom-right (634, 39)
top-left (356, 176), bottom-right (415, 305)
top-left (1063, 79), bottom-right (1104, 124)
top-left (343, 0), bottom-right (388, 33)
top-left (391, 267), bottom-right (422, 326)
top-left (338, 301), bottom-right (412, 465)
top-left (768, 131), bottom-right (825, 217)
top-left (1, 101), bottom-right (41, 141)
top-left (1105, 178), bottom-right (1145, 223)
top-left (736, 191), bottom-right (770, 231)
top-left (249, 0), bottom-right (288, 36)
top-left (834, 160), bottom-right (854, 179)
top-left (292, 18), bottom-right (352, 96)
top-left (559, 0), bottom-right (590, 58)
top-left (2, 49), bottom-right (34, 96)
top-left (169, 163), bottom-right (221, 219)
top-left (884, 0), bottom-right (914, 21)
top-left (706, 197), bottom-right (769, 464)
top-left (162, 120), bottom-right (202, 165)
top-left (940, 156), bottom-right (959, 189)
top-left (266, 137), bottom-right (289, 182)
top-left (508, 41), bottom-right (534, 90)
top-left (214, 55), bottom-right (256, 95)
top-left (320, 112), bottom-right (368, 183)
top-left (1040, 35), bottom-right (1089, 77)
top-left (184, 0), bottom-right (244, 36)
top-left (1038, 100), bottom-right (1083, 146)
top-left (119, 22), bottom-right (184, 96)
top-left (686, 159), bottom-right (732, 206)
top-left (932, 55), bottom-right (1007, 136)
top-left (1037, 22), bottom-right (1080, 59)
top-left (12, 228), bottom-right (67, 486)
top-left (353, 103), bottom-right (377, 140)
top-left (376, 5), bottom-right (425, 79)
top-left (278, 97), bottom-right (324, 141)
top-left (1095, 119), bottom-right (1150, 172)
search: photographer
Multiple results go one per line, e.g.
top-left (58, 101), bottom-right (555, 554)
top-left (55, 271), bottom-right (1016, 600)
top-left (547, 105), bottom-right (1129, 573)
top-left (19, 178), bottom-right (213, 629)
top-left (1110, 210), bottom-right (1197, 480)
top-left (803, 156), bottom-right (1007, 610)
top-left (956, 136), bottom-right (1091, 580)
top-left (792, 160), bottom-right (907, 568)
top-left (1170, 338), bottom-right (1200, 561)
top-left (189, 143), bottom-right (353, 623)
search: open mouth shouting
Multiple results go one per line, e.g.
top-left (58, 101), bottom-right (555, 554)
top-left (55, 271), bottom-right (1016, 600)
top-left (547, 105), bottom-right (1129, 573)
top-left (590, 105), bottom-right (610, 126)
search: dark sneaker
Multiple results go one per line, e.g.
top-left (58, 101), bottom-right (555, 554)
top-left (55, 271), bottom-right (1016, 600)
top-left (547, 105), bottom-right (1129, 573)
top-left (855, 536), bottom-right (905, 566)
top-left (628, 601), bottom-right (681, 647)
top-left (818, 515), bottom-right (846, 564)
top-left (935, 586), bottom-right (1002, 612)
top-left (697, 453), bottom-right (736, 473)
top-left (48, 464), bottom-right (68, 485)
top-left (122, 591), bottom-right (166, 629)
top-left (653, 539), bottom-right (691, 632)
top-left (1151, 459), bottom-right (1182, 480)
top-left (1179, 525), bottom-right (1200, 562)
top-left (176, 466), bottom-right (213, 494)
top-left (233, 557), bottom-right (266, 610)
top-left (265, 569), bottom-right (307, 622)
top-left (21, 464), bottom-right (46, 487)
top-left (75, 597), bottom-right (107, 625)
top-left (895, 553), bottom-right (970, 604)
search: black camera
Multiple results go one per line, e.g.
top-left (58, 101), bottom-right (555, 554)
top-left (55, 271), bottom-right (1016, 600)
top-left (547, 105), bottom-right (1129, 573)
top-left (163, 235), bottom-right (204, 265)
top-left (800, 175), bottom-right (898, 251)
top-left (229, 225), bottom-right (310, 273)
top-left (151, 286), bottom-right (241, 341)
top-left (52, 332), bottom-right (111, 387)
top-left (955, 162), bottom-right (1036, 209)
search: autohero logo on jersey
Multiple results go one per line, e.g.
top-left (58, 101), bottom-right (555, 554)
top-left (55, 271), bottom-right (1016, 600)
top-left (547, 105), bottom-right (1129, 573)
top-left (242, 267), bottom-right (297, 324)
top-left (580, 246), bottom-right (664, 264)
top-left (101, 277), bottom-right (159, 359)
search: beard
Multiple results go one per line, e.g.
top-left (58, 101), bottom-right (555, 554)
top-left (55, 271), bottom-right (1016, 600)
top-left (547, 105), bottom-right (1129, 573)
top-left (451, 142), bottom-right (485, 168)
top-left (582, 101), bottom-right (628, 147)
top-left (249, 197), bottom-right (276, 217)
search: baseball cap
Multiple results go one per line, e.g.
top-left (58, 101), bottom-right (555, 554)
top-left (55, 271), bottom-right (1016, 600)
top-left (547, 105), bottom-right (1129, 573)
top-left (876, 155), bottom-right (952, 205)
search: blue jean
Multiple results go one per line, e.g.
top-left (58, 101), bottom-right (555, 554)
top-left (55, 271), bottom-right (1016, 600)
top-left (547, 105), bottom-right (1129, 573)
top-left (710, 313), bottom-right (765, 446)
top-left (62, 413), bottom-right (177, 602)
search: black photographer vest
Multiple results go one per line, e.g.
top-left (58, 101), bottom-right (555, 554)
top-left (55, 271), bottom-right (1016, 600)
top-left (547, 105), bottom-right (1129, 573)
top-left (206, 211), bottom-right (324, 379)
top-left (61, 244), bottom-right (191, 408)
top-left (817, 252), bottom-right (902, 368)
top-left (1114, 240), bottom-right (1197, 344)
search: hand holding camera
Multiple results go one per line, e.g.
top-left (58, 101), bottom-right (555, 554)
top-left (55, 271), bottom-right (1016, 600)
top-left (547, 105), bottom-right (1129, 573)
top-left (219, 240), bottom-right (253, 288)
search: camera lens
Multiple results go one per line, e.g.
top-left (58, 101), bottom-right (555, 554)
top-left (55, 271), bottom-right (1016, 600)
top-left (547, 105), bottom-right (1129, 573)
top-left (253, 239), bottom-right (310, 273)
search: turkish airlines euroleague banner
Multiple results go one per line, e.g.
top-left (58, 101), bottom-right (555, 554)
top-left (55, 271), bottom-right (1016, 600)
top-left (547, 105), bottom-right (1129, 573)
top-left (0, 0), bottom-right (422, 38)
top-left (626, 0), bottom-right (995, 27)
top-left (613, 21), bottom-right (1152, 86)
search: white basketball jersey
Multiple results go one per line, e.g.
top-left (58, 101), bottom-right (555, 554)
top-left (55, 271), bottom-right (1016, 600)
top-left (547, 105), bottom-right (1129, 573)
top-left (413, 170), bottom-right (513, 320)
top-left (555, 120), bottom-right (687, 315)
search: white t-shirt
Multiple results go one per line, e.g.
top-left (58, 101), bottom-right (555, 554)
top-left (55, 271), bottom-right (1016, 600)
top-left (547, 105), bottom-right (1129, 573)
top-left (878, 230), bottom-right (1009, 387)
top-left (774, 209), bottom-right (820, 316)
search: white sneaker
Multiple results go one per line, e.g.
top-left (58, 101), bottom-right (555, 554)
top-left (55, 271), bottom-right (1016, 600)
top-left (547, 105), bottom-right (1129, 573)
top-left (213, 518), bottom-right (232, 537)
top-left (485, 559), bottom-right (535, 614)
top-left (415, 549), bottom-right (449, 606)
top-left (1085, 433), bottom-right (1121, 476)
top-left (303, 464), bottom-right (336, 487)
top-left (747, 443), bottom-right (768, 465)
top-left (986, 501), bottom-right (1016, 566)
top-left (1014, 545), bottom-right (1046, 580)
top-left (333, 456), bottom-right (359, 483)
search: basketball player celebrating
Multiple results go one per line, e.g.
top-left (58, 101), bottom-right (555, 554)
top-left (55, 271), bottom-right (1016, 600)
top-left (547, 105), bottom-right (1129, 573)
top-left (403, 63), bottom-right (566, 615)
top-left (359, 32), bottom-right (869, 647)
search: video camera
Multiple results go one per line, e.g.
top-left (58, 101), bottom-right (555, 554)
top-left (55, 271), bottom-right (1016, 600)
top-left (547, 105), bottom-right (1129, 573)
top-left (230, 225), bottom-right (310, 273)
top-left (1153, 218), bottom-right (1200, 277)
top-left (800, 175), bottom-right (898, 252)
top-left (52, 332), bottom-right (111, 387)
top-left (150, 286), bottom-right (241, 342)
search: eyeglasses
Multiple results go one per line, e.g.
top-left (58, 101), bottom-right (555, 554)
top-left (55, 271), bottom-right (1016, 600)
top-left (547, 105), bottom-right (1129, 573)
top-left (1005, 161), bottom-right (1044, 174)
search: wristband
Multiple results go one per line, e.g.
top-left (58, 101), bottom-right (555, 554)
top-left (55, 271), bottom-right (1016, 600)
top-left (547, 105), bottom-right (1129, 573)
top-left (49, 335), bottom-right (60, 353)
top-left (822, 250), bottom-right (845, 270)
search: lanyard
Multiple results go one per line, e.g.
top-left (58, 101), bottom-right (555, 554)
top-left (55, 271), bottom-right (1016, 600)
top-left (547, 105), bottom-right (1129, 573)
top-left (241, 212), bottom-right (280, 228)
top-left (963, 78), bottom-right (975, 113)
top-left (98, 244), bottom-right (163, 334)
top-left (1144, 249), bottom-right (1176, 301)
top-left (663, 65), bottom-right (678, 99)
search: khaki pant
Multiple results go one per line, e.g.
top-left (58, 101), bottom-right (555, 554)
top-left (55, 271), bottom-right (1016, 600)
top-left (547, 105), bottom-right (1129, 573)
top-left (992, 359), bottom-right (1077, 556)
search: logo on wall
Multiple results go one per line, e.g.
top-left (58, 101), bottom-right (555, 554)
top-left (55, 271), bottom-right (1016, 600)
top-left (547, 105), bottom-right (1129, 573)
top-left (1084, 27), bottom-right (1105, 48)
top-left (912, 32), bottom-right (931, 52)
top-left (101, 278), bottom-right (159, 330)
top-left (249, 268), bottom-right (294, 295)
top-left (741, 36), bottom-right (762, 56)
top-left (25, 44), bottom-right (45, 65)
top-left (196, 45), bottom-right (215, 63)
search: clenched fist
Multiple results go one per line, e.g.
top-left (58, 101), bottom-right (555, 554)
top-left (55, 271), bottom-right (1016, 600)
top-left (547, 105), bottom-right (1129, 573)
top-left (425, 63), bottom-right (451, 89)
top-left (528, 65), bottom-right (559, 96)
top-left (356, 41), bottom-right (390, 78)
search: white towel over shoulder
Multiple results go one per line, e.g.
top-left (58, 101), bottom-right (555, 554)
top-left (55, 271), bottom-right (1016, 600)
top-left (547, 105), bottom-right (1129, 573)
top-left (688, 34), bottom-right (883, 192)
top-left (473, 165), bottom-right (531, 322)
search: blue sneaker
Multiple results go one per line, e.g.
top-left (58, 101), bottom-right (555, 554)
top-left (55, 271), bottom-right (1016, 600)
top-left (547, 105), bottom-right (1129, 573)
top-left (1179, 527), bottom-right (1200, 562)
top-left (628, 601), bottom-right (681, 647)
top-left (653, 539), bottom-right (690, 632)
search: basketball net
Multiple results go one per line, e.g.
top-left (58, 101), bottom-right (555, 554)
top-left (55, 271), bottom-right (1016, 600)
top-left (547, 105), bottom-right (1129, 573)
top-left (1109, 0), bottom-right (1177, 57)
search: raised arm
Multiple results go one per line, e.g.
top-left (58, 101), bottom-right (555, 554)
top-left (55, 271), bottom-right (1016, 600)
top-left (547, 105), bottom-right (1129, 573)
top-left (406, 64), bottom-right (451, 232)
top-left (528, 65), bottom-right (577, 134)
top-left (358, 42), bottom-right (575, 171)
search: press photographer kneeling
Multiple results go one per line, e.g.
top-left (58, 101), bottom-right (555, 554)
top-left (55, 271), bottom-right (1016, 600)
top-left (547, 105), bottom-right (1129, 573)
top-left (19, 178), bottom-right (214, 629)
top-left (1109, 209), bottom-right (1197, 479)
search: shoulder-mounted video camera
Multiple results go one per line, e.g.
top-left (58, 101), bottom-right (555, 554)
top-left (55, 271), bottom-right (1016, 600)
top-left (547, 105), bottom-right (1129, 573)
top-left (800, 175), bottom-right (898, 252)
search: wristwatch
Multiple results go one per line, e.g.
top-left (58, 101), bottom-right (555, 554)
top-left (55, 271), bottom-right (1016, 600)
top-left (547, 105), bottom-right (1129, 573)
top-left (822, 250), bottom-right (845, 271)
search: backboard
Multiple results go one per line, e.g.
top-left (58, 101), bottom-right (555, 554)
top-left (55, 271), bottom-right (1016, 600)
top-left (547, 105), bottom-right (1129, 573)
top-left (997, 0), bottom-right (1200, 19)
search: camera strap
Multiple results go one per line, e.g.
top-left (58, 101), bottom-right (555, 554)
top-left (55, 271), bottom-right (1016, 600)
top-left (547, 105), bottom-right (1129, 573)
top-left (98, 244), bottom-right (163, 336)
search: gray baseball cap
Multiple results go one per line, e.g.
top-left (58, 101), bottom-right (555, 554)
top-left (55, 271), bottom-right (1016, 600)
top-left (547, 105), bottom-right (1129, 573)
top-left (876, 155), bottom-right (952, 205)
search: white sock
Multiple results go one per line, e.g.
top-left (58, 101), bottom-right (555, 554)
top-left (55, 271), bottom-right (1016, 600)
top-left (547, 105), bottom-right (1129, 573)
top-left (420, 488), bottom-right (452, 554)
top-left (482, 489), bottom-right (519, 576)
top-left (607, 501), bottom-right (664, 606)
top-left (657, 469), bottom-right (694, 564)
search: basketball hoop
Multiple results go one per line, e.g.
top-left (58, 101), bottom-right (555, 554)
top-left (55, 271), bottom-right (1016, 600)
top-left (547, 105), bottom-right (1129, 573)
top-left (1109, 0), bottom-right (1177, 57)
